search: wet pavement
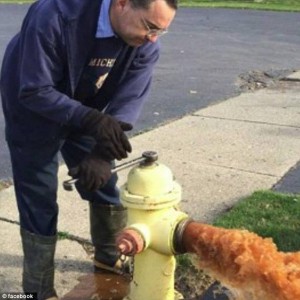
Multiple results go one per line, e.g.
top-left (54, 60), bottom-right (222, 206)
top-left (61, 273), bottom-right (130, 300)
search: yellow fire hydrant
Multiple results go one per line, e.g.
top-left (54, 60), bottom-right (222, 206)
top-left (116, 151), bottom-right (191, 300)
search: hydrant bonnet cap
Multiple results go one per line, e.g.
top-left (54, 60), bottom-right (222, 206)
top-left (126, 163), bottom-right (175, 197)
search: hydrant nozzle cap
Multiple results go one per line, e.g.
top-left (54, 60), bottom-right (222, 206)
top-left (117, 229), bottom-right (145, 256)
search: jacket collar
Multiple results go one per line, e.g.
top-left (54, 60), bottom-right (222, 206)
top-left (55, 0), bottom-right (100, 20)
top-left (57, 0), bottom-right (102, 95)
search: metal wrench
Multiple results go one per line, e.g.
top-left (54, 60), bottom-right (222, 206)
top-left (63, 151), bottom-right (158, 191)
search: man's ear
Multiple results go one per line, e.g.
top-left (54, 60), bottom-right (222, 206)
top-left (115, 0), bottom-right (129, 10)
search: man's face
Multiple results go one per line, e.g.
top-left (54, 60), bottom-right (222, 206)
top-left (111, 0), bottom-right (176, 47)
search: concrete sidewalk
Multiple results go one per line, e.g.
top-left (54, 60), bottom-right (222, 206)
top-left (0, 72), bottom-right (300, 298)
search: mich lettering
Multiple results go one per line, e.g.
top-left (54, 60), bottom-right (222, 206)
top-left (89, 58), bottom-right (116, 67)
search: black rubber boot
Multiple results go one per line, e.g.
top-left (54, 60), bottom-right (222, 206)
top-left (89, 202), bottom-right (127, 273)
top-left (21, 228), bottom-right (57, 300)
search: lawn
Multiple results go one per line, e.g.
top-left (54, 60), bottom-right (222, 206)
top-left (180, 0), bottom-right (300, 11)
top-left (213, 190), bottom-right (300, 252)
top-left (176, 190), bottom-right (300, 298)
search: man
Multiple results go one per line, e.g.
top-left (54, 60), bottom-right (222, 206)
top-left (0, 0), bottom-right (177, 298)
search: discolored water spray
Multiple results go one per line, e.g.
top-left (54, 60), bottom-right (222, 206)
top-left (182, 222), bottom-right (300, 300)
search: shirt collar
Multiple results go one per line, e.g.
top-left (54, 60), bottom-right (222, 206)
top-left (96, 0), bottom-right (115, 38)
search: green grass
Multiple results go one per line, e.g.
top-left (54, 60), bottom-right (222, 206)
top-left (1, 0), bottom-right (300, 11)
top-left (58, 231), bottom-right (70, 240)
top-left (213, 190), bottom-right (300, 252)
top-left (180, 0), bottom-right (300, 11)
top-left (0, 0), bottom-right (33, 3)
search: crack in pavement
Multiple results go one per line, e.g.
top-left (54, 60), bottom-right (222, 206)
top-left (192, 114), bottom-right (300, 129)
top-left (0, 216), bottom-right (93, 252)
top-left (193, 161), bottom-right (279, 178)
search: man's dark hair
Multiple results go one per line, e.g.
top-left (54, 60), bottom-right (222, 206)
top-left (130, 0), bottom-right (178, 10)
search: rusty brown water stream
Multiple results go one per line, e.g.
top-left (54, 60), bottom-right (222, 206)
top-left (61, 222), bottom-right (300, 299)
top-left (183, 222), bottom-right (300, 300)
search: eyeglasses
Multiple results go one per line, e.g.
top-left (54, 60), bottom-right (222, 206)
top-left (141, 16), bottom-right (168, 37)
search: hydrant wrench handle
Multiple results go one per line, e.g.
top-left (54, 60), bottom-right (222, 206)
top-left (63, 151), bottom-right (158, 191)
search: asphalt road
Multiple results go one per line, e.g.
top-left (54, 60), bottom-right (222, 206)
top-left (0, 5), bottom-right (300, 180)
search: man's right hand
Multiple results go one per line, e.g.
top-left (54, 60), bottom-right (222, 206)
top-left (81, 109), bottom-right (132, 160)
top-left (68, 151), bottom-right (112, 191)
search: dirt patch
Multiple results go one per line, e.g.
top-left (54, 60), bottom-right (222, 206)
top-left (0, 179), bottom-right (13, 191)
top-left (175, 254), bottom-right (215, 300)
top-left (236, 69), bottom-right (296, 92)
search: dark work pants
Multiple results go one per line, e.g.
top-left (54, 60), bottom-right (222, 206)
top-left (8, 130), bottom-right (120, 236)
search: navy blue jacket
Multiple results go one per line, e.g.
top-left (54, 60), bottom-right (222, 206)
top-left (0, 0), bottom-right (160, 144)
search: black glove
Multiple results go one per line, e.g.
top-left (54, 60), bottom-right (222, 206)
top-left (69, 151), bottom-right (112, 192)
top-left (81, 109), bottom-right (133, 160)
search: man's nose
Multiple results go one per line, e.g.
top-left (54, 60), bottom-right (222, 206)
top-left (147, 35), bottom-right (159, 43)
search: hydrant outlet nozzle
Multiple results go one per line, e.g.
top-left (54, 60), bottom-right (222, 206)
top-left (173, 218), bottom-right (194, 254)
top-left (117, 229), bottom-right (145, 256)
